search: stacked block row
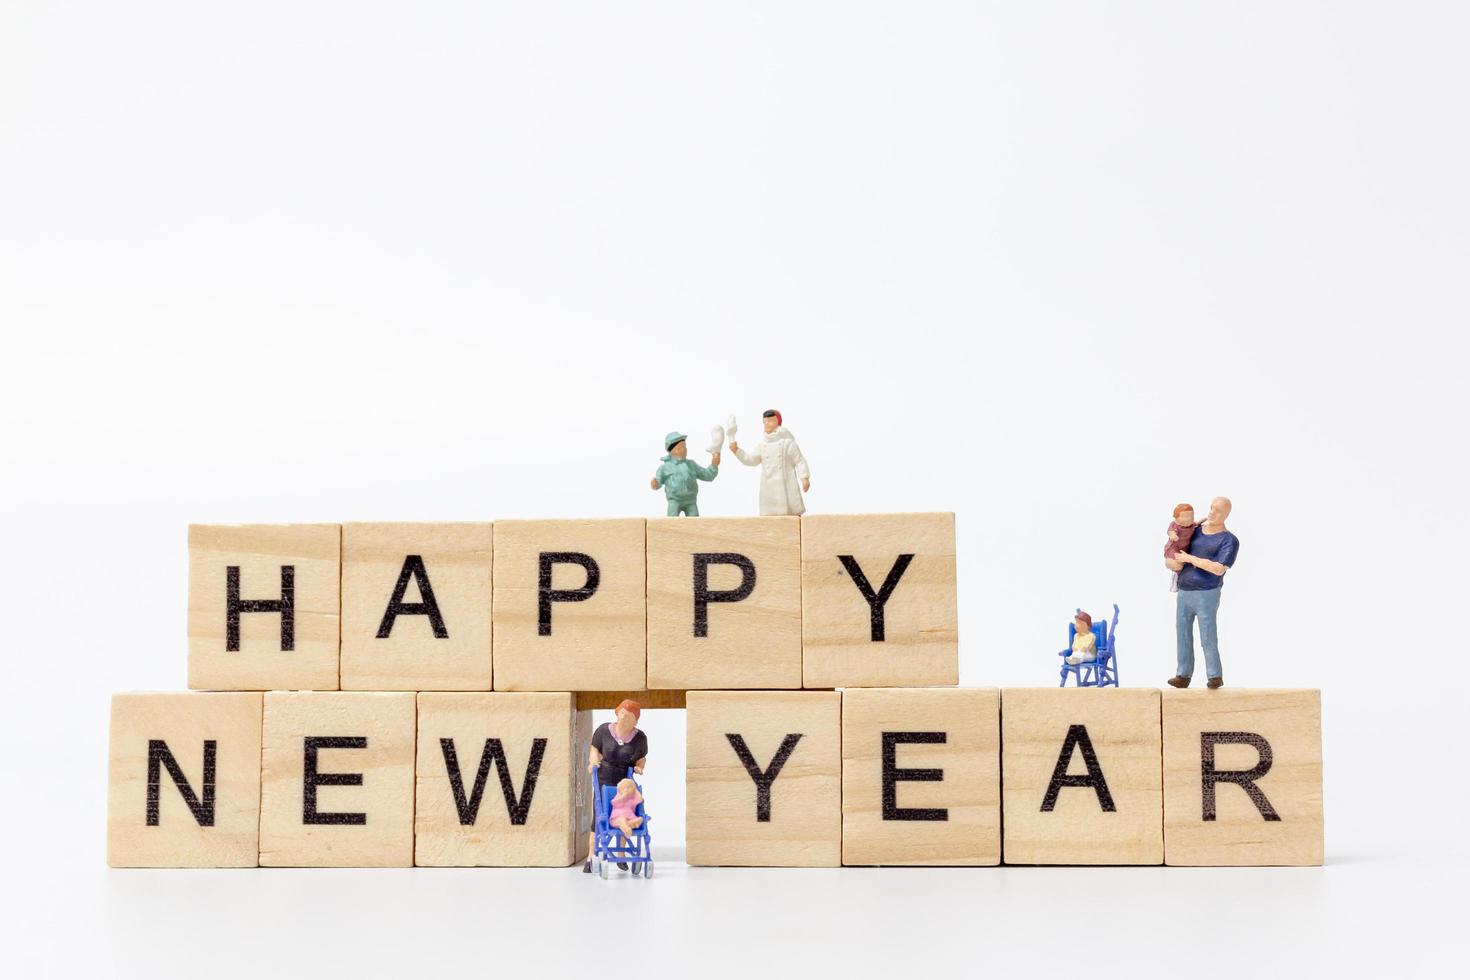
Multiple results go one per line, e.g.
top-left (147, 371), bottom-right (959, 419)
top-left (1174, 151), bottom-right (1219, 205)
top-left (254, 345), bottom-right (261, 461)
top-left (109, 687), bottom-right (1323, 868)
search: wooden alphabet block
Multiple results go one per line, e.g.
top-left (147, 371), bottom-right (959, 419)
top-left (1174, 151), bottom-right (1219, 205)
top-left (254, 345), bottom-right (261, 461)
top-left (415, 693), bottom-right (591, 866)
top-left (1163, 689), bottom-right (1323, 866)
top-left (107, 692), bottom-right (263, 867)
top-left (492, 519), bottom-right (645, 691)
top-left (1001, 688), bottom-right (1163, 865)
top-left (340, 522), bottom-right (492, 691)
top-left (188, 524), bottom-right (341, 691)
top-left (259, 692), bottom-right (416, 867)
top-left (801, 513), bottom-right (958, 689)
top-left (841, 688), bottom-right (999, 866)
top-left (686, 691), bottom-right (840, 866)
top-left (647, 517), bottom-right (801, 690)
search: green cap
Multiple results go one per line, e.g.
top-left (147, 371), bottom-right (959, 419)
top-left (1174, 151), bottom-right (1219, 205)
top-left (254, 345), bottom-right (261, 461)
top-left (664, 431), bottom-right (688, 451)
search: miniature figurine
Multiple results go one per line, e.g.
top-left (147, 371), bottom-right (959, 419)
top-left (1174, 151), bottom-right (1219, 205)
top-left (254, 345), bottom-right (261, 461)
top-left (607, 777), bottom-right (644, 838)
top-left (584, 699), bottom-right (647, 873)
top-left (1165, 497), bottom-right (1239, 690)
top-left (650, 432), bottom-right (720, 517)
top-left (1164, 503), bottom-right (1199, 593)
top-left (1065, 611), bottom-right (1096, 665)
top-left (727, 409), bottom-right (810, 516)
top-left (1058, 604), bottom-right (1120, 687)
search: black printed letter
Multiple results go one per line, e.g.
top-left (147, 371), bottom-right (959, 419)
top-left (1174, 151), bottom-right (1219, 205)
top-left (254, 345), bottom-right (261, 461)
top-left (303, 736), bottom-right (367, 825)
top-left (1201, 731), bottom-right (1280, 822)
top-left (1041, 724), bottom-right (1116, 812)
top-left (439, 737), bottom-right (547, 825)
top-left (693, 553), bottom-right (756, 637)
top-left (226, 564), bottom-right (294, 651)
top-left (146, 739), bottom-right (216, 827)
top-left (725, 733), bottom-right (802, 822)
top-left (882, 731), bottom-right (947, 821)
top-left (538, 552), bottom-right (600, 636)
top-left (838, 554), bottom-right (915, 642)
top-left (377, 555), bottom-right (448, 638)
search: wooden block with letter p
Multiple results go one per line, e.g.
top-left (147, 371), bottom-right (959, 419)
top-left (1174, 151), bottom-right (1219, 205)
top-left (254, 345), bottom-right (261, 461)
top-left (107, 692), bottom-right (263, 867)
top-left (415, 693), bottom-right (591, 866)
top-left (801, 513), bottom-right (958, 688)
top-left (647, 517), bottom-right (801, 690)
top-left (1163, 689), bottom-right (1323, 866)
top-left (1001, 687), bottom-right (1163, 865)
top-left (259, 692), bottom-right (416, 867)
top-left (841, 687), bottom-right (1000, 866)
top-left (188, 524), bottom-right (341, 691)
top-left (340, 522), bottom-right (492, 691)
top-left (492, 519), bottom-right (645, 691)
top-left (686, 690), bottom-right (840, 866)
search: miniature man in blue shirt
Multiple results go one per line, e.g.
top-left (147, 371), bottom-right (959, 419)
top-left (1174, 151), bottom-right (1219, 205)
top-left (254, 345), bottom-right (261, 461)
top-left (650, 432), bottom-right (720, 517)
top-left (1166, 496), bottom-right (1240, 690)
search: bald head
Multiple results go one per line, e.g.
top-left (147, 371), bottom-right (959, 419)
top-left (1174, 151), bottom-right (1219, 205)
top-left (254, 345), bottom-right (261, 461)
top-left (1207, 497), bottom-right (1232, 526)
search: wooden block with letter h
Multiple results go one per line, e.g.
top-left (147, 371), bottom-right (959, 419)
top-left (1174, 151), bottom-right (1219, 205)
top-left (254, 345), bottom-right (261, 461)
top-left (1163, 689), bottom-right (1323, 866)
top-left (686, 691), bottom-right (840, 866)
top-left (189, 524), bottom-right (341, 691)
top-left (415, 693), bottom-right (591, 866)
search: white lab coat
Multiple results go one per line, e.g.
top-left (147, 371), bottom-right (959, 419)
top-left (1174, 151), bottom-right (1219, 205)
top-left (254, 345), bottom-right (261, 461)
top-left (732, 427), bottom-right (809, 516)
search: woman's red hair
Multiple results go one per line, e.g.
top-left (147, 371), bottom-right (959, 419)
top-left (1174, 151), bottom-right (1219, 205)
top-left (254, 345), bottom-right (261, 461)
top-left (615, 699), bottom-right (642, 721)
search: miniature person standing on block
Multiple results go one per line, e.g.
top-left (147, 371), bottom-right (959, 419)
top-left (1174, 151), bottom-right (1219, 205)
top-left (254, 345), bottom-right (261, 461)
top-left (1165, 496), bottom-right (1240, 690)
top-left (1164, 502), bottom-right (1200, 593)
top-left (584, 699), bottom-right (647, 873)
top-left (728, 409), bottom-right (810, 516)
top-left (651, 432), bottom-right (719, 517)
top-left (1066, 611), bottom-right (1097, 665)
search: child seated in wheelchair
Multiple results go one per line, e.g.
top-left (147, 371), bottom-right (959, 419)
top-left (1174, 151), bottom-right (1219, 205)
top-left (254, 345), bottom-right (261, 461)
top-left (1065, 610), bottom-right (1097, 665)
top-left (608, 777), bottom-right (644, 838)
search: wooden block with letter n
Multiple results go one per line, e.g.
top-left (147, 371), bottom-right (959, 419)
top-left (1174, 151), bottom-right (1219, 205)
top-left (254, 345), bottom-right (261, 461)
top-left (415, 693), bottom-right (591, 866)
top-left (802, 513), bottom-right (958, 688)
top-left (647, 517), bottom-right (801, 690)
top-left (107, 692), bottom-right (263, 867)
top-left (841, 687), bottom-right (1000, 866)
top-left (188, 524), bottom-right (341, 691)
top-left (340, 522), bottom-right (493, 691)
top-left (493, 519), bottom-right (645, 691)
top-left (259, 692), bottom-right (416, 867)
top-left (686, 691), bottom-right (840, 866)
top-left (1163, 689), bottom-right (1323, 866)
top-left (1001, 688), bottom-right (1163, 865)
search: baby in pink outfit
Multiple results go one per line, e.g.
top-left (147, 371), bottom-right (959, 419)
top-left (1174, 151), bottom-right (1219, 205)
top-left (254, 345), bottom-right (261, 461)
top-left (609, 778), bottom-right (643, 836)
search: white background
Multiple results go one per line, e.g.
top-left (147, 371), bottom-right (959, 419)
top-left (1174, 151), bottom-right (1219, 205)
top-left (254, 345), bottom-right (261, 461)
top-left (2, 2), bottom-right (1465, 976)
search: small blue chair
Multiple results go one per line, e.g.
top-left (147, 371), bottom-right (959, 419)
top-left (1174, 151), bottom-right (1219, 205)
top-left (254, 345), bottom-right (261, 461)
top-left (1058, 604), bottom-right (1119, 688)
top-left (590, 767), bottom-right (653, 879)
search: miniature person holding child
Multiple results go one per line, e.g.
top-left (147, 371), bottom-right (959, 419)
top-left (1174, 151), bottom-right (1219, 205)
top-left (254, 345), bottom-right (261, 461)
top-left (584, 699), bottom-right (647, 873)
top-left (728, 409), bottom-right (810, 516)
top-left (1165, 497), bottom-right (1240, 690)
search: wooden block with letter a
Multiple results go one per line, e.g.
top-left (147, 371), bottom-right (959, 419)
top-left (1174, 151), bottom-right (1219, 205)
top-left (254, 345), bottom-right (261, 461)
top-left (801, 513), bottom-right (958, 688)
top-left (188, 524), bottom-right (341, 691)
top-left (258, 692), bottom-right (416, 867)
top-left (340, 522), bottom-right (493, 691)
top-left (1001, 687), bottom-right (1163, 865)
top-left (686, 690), bottom-right (840, 866)
top-left (647, 517), bottom-right (801, 690)
top-left (492, 519), bottom-right (645, 691)
top-left (1163, 689), bottom-right (1323, 866)
top-left (415, 693), bottom-right (591, 867)
top-left (107, 692), bottom-right (263, 867)
top-left (842, 687), bottom-right (999, 866)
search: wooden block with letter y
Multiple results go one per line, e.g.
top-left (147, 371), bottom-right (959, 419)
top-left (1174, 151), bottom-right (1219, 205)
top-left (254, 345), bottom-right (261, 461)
top-left (1163, 689), bottom-right (1323, 866)
top-left (686, 690), bottom-right (840, 866)
top-left (802, 513), bottom-right (958, 688)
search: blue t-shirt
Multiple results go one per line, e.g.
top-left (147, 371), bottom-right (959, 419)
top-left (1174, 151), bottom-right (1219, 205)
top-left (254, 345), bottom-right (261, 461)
top-left (1177, 527), bottom-right (1240, 591)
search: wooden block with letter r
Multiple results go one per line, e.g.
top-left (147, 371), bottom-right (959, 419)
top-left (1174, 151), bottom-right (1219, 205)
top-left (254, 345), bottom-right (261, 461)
top-left (107, 692), bottom-right (263, 867)
top-left (1163, 689), bottom-right (1323, 866)
top-left (802, 513), bottom-right (958, 688)
top-left (686, 690), bottom-right (840, 866)
top-left (188, 523), bottom-right (341, 691)
top-left (258, 692), bottom-right (416, 867)
top-left (1001, 687), bottom-right (1163, 865)
top-left (340, 522), bottom-right (493, 691)
top-left (415, 692), bottom-right (591, 867)
top-left (492, 518), bottom-right (645, 691)
top-left (647, 517), bottom-right (801, 690)
top-left (842, 687), bottom-right (999, 866)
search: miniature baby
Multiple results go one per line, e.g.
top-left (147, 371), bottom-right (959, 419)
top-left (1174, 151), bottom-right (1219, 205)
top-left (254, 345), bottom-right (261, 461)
top-left (1065, 611), bottom-right (1097, 665)
top-left (608, 778), bottom-right (643, 838)
top-left (1165, 503), bottom-right (1199, 592)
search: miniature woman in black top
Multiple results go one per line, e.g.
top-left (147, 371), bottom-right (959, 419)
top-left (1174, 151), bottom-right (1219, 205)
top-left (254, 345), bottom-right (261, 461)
top-left (584, 698), bottom-right (647, 873)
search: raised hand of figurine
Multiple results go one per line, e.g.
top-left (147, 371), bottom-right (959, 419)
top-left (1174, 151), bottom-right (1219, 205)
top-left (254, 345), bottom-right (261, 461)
top-left (728, 440), bottom-right (739, 454)
top-left (649, 477), bottom-right (659, 490)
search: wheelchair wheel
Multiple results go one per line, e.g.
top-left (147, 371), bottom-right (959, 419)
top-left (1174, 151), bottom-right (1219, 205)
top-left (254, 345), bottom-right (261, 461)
top-left (597, 856), bottom-right (609, 880)
top-left (631, 862), bottom-right (641, 877)
top-left (644, 860), bottom-right (654, 879)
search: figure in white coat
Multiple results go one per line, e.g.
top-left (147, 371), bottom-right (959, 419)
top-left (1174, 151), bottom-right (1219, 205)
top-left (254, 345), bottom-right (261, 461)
top-left (728, 409), bottom-right (810, 516)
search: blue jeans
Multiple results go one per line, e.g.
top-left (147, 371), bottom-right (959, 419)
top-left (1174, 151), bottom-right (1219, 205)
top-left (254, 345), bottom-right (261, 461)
top-left (1176, 587), bottom-right (1223, 680)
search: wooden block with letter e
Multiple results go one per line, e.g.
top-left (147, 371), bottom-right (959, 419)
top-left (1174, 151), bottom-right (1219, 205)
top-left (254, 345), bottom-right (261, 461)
top-left (493, 519), bottom-right (645, 691)
top-left (1001, 687), bottom-right (1163, 865)
top-left (415, 692), bottom-right (591, 867)
top-left (259, 692), bottom-right (416, 867)
top-left (1163, 689), bottom-right (1323, 866)
top-left (686, 691), bottom-right (840, 866)
top-left (107, 692), bottom-right (263, 867)
top-left (340, 522), bottom-right (492, 691)
top-left (647, 517), bottom-right (801, 690)
top-left (842, 687), bottom-right (1000, 866)
top-left (802, 513), bottom-right (958, 688)
top-left (188, 524), bottom-right (341, 691)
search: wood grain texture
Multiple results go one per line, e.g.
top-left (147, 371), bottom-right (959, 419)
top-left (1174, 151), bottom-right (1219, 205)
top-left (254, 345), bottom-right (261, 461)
top-left (575, 690), bottom-right (687, 711)
top-left (842, 687), bottom-right (999, 866)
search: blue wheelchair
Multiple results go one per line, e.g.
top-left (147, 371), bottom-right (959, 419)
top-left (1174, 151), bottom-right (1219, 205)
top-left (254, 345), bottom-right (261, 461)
top-left (590, 767), bottom-right (653, 880)
top-left (1058, 604), bottom-right (1120, 688)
